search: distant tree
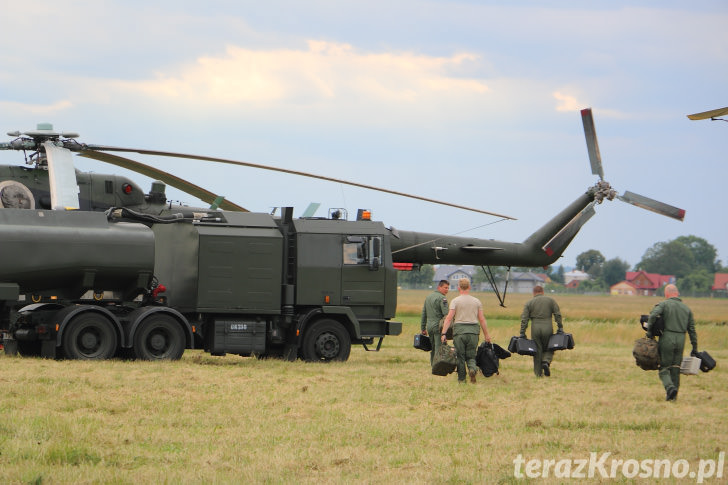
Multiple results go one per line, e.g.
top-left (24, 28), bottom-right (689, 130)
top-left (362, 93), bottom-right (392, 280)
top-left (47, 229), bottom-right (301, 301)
top-left (674, 235), bottom-right (721, 272)
top-left (637, 240), bottom-right (695, 279)
top-left (577, 278), bottom-right (607, 293)
top-left (576, 250), bottom-right (605, 276)
top-left (397, 264), bottom-right (435, 289)
top-left (601, 258), bottom-right (631, 287)
top-left (677, 269), bottom-right (714, 297)
top-left (546, 265), bottom-right (565, 284)
top-left (472, 266), bottom-right (506, 290)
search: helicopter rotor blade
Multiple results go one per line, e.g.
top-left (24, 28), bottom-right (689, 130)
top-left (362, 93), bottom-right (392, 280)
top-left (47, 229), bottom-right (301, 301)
top-left (687, 106), bottom-right (728, 120)
top-left (78, 150), bottom-right (248, 212)
top-left (82, 145), bottom-right (516, 220)
top-left (541, 203), bottom-right (596, 257)
top-left (44, 142), bottom-right (80, 210)
top-left (617, 190), bottom-right (685, 221)
top-left (581, 108), bottom-right (605, 180)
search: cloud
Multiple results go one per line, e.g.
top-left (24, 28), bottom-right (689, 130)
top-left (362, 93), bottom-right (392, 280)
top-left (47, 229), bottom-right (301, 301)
top-left (0, 100), bottom-right (73, 115)
top-left (553, 92), bottom-right (581, 112)
top-left (116, 41), bottom-right (489, 108)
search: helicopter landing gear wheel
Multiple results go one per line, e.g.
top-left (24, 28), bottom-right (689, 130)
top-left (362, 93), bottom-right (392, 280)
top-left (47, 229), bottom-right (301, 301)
top-left (302, 319), bottom-right (351, 362)
top-left (133, 315), bottom-right (185, 361)
top-left (62, 313), bottom-right (117, 360)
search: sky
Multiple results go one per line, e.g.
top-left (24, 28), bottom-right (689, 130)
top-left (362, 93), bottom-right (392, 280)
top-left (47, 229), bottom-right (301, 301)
top-left (1, 1), bottom-right (726, 270)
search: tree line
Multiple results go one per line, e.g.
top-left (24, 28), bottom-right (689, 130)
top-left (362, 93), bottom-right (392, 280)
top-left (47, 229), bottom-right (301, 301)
top-left (562, 235), bottom-right (724, 296)
top-left (397, 235), bottom-right (725, 297)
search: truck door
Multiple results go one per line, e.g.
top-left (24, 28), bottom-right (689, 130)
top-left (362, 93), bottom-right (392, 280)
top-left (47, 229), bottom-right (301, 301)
top-left (341, 235), bottom-right (385, 319)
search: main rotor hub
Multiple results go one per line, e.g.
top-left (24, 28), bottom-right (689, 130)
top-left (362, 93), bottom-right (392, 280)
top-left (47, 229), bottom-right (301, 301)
top-left (592, 180), bottom-right (617, 204)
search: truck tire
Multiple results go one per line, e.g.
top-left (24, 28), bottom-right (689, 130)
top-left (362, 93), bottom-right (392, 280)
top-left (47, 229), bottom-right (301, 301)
top-left (133, 315), bottom-right (185, 361)
top-left (301, 319), bottom-right (351, 362)
top-left (62, 313), bottom-right (118, 360)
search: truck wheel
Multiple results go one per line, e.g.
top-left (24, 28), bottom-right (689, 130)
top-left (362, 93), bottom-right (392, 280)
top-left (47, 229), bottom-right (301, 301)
top-left (302, 319), bottom-right (351, 362)
top-left (62, 313), bottom-right (117, 360)
top-left (133, 315), bottom-right (185, 361)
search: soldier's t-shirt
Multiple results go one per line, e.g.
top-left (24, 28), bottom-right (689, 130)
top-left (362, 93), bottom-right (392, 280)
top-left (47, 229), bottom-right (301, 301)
top-left (450, 294), bottom-right (482, 324)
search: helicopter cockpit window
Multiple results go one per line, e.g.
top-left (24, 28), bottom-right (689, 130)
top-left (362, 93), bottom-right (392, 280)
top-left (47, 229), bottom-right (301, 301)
top-left (343, 236), bottom-right (367, 265)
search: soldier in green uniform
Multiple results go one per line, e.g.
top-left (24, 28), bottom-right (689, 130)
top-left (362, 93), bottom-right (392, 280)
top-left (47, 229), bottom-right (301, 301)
top-left (441, 278), bottom-right (491, 383)
top-left (421, 279), bottom-right (450, 365)
top-left (646, 284), bottom-right (698, 401)
top-left (520, 285), bottom-right (563, 377)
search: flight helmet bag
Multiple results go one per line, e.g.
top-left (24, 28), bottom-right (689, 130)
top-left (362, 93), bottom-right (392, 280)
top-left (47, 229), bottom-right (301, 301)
top-left (633, 337), bottom-right (660, 371)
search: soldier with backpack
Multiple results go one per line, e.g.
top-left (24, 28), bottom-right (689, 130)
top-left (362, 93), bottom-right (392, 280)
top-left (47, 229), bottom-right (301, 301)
top-left (646, 284), bottom-right (699, 401)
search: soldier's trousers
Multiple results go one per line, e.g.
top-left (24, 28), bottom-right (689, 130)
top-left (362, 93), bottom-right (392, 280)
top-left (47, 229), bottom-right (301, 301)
top-left (453, 324), bottom-right (479, 381)
top-left (658, 331), bottom-right (685, 392)
top-left (426, 323), bottom-right (441, 366)
top-left (531, 323), bottom-right (554, 377)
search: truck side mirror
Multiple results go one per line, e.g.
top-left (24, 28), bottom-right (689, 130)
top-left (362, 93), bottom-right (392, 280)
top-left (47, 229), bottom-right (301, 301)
top-left (369, 237), bottom-right (381, 271)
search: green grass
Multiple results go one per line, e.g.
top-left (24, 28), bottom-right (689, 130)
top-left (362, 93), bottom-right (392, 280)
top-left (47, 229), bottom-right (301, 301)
top-left (1, 304), bottom-right (727, 483)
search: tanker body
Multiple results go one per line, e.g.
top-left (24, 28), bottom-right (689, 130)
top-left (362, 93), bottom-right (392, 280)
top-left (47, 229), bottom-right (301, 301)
top-left (0, 207), bottom-right (402, 361)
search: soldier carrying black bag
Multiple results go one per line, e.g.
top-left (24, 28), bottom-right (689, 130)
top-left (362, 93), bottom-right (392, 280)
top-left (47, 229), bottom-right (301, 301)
top-left (519, 285), bottom-right (564, 377)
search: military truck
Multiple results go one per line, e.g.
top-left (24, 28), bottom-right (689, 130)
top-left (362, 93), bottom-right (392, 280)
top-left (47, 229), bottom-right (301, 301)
top-left (0, 207), bottom-right (400, 361)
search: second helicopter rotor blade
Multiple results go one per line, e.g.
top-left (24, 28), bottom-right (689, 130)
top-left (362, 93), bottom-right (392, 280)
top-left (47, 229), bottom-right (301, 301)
top-left (541, 203), bottom-right (597, 257)
top-left (78, 150), bottom-right (248, 212)
top-left (83, 145), bottom-right (516, 220)
top-left (617, 191), bottom-right (685, 221)
top-left (687, 106), bottom-right (728, 120)
top-left (581, 108), bottom-right (605, 180)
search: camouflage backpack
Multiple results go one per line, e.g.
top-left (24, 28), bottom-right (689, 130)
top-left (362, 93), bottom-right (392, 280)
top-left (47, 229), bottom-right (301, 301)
top-left (633, 337), bottom-right (660, 371)
top-left (432, 343), bottom-right (457, 376)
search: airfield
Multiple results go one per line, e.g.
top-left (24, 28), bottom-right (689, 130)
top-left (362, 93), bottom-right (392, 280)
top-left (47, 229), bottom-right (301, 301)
top-left (0, 291), bottom-right (726, 483)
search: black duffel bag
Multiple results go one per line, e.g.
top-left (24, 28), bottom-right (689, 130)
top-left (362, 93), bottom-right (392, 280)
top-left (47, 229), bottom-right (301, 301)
top-left (476, 342), bottom-right (499, 377)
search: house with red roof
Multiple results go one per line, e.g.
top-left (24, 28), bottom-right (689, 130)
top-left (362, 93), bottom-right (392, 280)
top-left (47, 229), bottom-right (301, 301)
top-left (610, 270), bottom-right (675, 296)
top-left (610, 280), bottom-right (638, 296)
top-left (712, 273), bottom-right (728, 296)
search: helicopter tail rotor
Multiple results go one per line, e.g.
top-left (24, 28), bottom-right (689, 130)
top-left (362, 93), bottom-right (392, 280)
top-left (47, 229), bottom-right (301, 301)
top-left (541, 108), bottom-right (685, 257)
top-left (579, 108), bottom-right (685, 220)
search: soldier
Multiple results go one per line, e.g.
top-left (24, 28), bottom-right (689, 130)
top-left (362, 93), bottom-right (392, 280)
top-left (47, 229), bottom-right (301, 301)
top-left (520, 285), bottom-right (563, 377)
top-left (441, 278), bottom-right (491, 383)
top-left (646, 284), bottom-right (698, 401)
top-left (421, 279), bottom-right (450, 365)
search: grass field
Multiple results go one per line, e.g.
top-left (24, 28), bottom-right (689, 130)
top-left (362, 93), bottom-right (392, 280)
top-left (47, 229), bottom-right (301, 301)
top-left (1, 292), bottom-right (726, 484)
